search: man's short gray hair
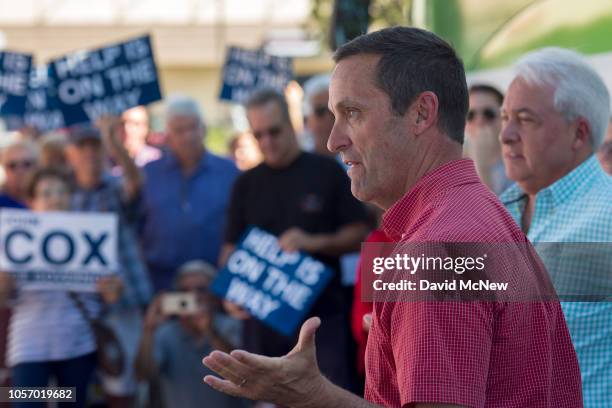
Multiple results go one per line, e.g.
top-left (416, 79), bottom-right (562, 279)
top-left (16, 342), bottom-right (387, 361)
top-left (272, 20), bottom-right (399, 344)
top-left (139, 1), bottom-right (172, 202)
top-left (303, 74), bottom-right (331, 116)
top-left (514, 47), bottom-right (610, 148)
top-left (165, 95), bottom-right (205, 125)
top-left (174, 259), bottom-right (217, 289)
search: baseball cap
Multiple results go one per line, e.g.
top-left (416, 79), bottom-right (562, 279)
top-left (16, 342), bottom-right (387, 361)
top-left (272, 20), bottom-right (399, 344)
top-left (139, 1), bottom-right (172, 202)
top-left (68, 125), bottom-right (102, 145)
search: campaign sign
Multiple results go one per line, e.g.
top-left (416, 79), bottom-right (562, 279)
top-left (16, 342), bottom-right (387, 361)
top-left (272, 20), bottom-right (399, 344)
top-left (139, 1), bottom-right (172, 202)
top-left (211, 227), bottom-right (333, 336)
top-left (0, 51), bottom-right (32, 116)
top-left (22, 64), bottom-right (65, 132)
top-left (219, 47), bottom-right (293, 104)
top-left (0, 209), bottom-right (119, 292)
top-left (49, 34), bottom-right (162, 126)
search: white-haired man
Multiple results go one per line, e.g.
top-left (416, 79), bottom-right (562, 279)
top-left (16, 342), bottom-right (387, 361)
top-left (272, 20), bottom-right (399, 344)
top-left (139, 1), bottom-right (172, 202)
top-left (499, 47), bottom-right (612, 407)
top-left (140, 96), bottom-right (239, 292)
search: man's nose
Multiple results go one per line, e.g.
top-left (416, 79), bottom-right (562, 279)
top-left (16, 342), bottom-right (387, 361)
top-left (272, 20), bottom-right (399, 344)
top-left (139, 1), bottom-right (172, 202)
top-left (327, 122), bottom-right (350, 153)
top-left (500, 121), bottom-right (519, 144)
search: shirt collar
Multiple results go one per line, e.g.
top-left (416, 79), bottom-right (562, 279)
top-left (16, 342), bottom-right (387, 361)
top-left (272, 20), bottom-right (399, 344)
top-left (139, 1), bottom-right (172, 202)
top-left (165, 150), bottom-right (210, 174)
top-left (382, 159), bottom-right (480, 239)
top-left (499, 182), bottom-right (525, 206)
top-left (500, 155), bottom-right (600, 209)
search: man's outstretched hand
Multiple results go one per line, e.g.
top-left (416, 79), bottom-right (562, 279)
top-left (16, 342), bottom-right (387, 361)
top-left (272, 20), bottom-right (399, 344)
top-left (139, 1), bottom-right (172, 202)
top-left (202, 317), bottom-right (326, 407)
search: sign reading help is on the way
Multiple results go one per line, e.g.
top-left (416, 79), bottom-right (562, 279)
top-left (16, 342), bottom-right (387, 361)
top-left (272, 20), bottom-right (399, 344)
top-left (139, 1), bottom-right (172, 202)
top-left (211, 227), bottom-right (333, 337)
top-left (23, 64), bottom-right (65, 132)
top-left (219, 47), bottom-right (293, 104)
top-left (0, 209), bottom-right (119, 292)
top-left (48, 34), bottom-right (162, 126)
top-left (0, 51), bottom-right (32, 116)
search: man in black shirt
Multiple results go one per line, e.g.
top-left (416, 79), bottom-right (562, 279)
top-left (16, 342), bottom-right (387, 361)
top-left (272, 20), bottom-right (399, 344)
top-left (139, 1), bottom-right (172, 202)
top-left (221, 89), bottom-right (369, 392)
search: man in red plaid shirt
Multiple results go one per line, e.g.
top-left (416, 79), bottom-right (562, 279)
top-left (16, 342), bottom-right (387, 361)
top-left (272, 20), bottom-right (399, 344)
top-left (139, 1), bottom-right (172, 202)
top-left (202, 27), bottom-right (582, 408)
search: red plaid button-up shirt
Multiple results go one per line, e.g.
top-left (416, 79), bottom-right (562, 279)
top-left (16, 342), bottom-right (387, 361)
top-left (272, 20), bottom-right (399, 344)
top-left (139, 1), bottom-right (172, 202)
top-left (364, 159), bottom-right (582, 408)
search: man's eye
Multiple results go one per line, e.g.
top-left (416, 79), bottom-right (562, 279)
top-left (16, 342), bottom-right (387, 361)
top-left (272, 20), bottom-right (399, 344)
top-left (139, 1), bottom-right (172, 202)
top-left (347, 109), bottom-right (359, 120)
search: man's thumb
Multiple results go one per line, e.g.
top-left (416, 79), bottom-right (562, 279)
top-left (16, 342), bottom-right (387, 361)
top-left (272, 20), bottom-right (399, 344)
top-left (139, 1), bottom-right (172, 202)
top-left (296, 317), bottom-right (321, 353)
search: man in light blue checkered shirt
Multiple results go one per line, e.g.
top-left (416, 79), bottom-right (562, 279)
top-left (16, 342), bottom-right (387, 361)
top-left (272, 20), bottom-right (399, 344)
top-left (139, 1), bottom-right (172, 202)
top-left (500, 47), bottom-right (612, 407)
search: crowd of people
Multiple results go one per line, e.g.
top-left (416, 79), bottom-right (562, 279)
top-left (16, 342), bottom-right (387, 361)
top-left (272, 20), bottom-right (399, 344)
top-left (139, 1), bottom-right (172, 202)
top-left (0, 24), bottom-right (611, 408)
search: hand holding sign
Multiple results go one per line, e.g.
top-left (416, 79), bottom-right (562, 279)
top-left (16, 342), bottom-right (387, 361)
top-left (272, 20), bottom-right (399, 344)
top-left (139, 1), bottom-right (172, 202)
top-left (278, 227), bottom-right (320, 253)
top-left (222, 299), bottom-right (250, 320)
top-left (96, 275), bottom-right (123, 304)
top-left (211, 227), bottom-right (333, 336)
top-left (96, 115), bottom-right (126, 157)
top-left (203, 317), bottom-right (326, 405)
top-left (0, 272), bottom-right (14, 306)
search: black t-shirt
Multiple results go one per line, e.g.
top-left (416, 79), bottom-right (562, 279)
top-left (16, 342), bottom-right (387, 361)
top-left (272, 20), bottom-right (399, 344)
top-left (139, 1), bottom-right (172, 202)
top-left (224, 152), bottom-right (368, 316)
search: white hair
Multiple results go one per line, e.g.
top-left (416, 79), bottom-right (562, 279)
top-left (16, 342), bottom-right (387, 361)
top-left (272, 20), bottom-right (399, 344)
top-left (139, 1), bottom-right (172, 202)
top-left (165, 95), bottom-right (205, 125)
top-left (514, 47), bottom-right (610, 148)
top-left (302, 74), bottom-right (331, 116)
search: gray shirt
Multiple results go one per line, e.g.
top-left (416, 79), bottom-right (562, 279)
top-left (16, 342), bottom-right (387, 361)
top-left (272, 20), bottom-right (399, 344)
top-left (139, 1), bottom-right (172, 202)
top-left (154, 318), bottom-right (248, 408)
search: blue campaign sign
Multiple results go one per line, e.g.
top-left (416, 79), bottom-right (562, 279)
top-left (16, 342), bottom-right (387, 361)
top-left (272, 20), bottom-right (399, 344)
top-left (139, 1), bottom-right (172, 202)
top-left (48, 34), bottom-right (162, 126)
top-left (210, 226), bottom-right (333, 337)
top-left (219, 47), bottom-right (293, 104)
top-left (0, 51), bottom-right (32, 116)
top-left (22, 65), bottom-right (65, 132)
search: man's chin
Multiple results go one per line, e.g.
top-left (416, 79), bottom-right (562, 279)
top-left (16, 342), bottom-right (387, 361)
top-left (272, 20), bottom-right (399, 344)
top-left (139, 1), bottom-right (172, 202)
top-left (350, 183), bottom-right (372, 203)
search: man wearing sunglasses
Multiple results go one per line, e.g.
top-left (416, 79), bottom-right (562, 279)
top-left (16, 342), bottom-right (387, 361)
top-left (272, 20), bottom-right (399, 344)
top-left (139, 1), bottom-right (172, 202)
top-left (464, 84), bottom-right (512, 195)
top-left (303, 74), bottom-right (336, 159)
top-left (221, 88), bottom-right (369, 396)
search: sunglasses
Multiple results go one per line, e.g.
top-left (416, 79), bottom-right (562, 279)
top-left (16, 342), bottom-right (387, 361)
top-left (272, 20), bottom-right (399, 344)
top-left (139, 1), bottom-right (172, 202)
top-left (253, 125), bottom-right (284, 140)
top-left (313, 105), bottom-right (331, 118)
top-left (37, 187), bottom-right (70, 199)
top-left (6, 160), bottom-right (35, 171)
top-left (467, 108), bottom-right (499, 122)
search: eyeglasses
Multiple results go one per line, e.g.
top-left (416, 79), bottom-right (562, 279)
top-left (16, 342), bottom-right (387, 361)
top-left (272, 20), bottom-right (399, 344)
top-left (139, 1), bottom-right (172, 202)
top-left (6, 160), bottom-right (35, 171)
top-left (253, 125), bottom-right (284, 140)
top-left (313, 105), bottom-right (331, 118)
top-left (467, 108), bottom-right (499, 122)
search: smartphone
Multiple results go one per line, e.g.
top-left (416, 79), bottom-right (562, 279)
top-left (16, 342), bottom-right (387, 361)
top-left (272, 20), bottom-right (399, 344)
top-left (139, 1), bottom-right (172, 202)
top-left (161, 292), bottom-right (198, 315)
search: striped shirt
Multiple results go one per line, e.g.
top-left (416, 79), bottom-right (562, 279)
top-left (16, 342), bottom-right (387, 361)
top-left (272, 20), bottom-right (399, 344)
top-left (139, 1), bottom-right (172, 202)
top-left (501, 155), bottom-right (612, 408)
top-left (7, 291), bottom-right (100, 366)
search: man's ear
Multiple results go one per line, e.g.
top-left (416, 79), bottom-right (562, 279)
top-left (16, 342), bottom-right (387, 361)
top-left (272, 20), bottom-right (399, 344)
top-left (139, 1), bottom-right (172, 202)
top-left (572, 117), bottom-right (592, 151)
top-left (411, 91), bottom-right (439, 136)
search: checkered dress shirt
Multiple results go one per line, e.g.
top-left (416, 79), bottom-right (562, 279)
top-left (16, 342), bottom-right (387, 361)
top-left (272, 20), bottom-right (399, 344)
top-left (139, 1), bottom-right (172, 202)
top-left (364, 159), bottom-right (582, 407)
top-left (501, 155), bottom-right (612, 408)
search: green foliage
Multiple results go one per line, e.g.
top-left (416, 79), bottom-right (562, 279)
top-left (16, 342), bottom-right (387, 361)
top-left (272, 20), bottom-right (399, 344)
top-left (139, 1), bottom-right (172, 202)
top-left (205, 126), bottom-right (232, 156)
top-left (308, 0), bottom-right (412, 50)
top-left (477, 14), bottom-right (612, 69)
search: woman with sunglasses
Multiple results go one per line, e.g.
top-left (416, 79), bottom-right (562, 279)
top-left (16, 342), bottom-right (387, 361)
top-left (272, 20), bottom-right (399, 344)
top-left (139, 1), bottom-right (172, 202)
top-left (464, 84), bottom-right (513, 195)
top-left (0, 139), bottom-right (39, 209)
